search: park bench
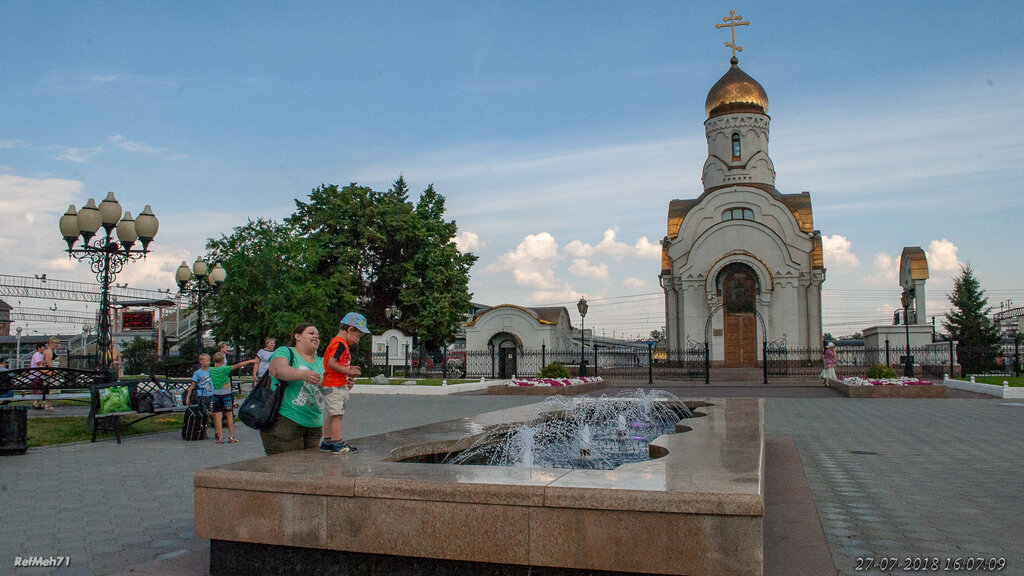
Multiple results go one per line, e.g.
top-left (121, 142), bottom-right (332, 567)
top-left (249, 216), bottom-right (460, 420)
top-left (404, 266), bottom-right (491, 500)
top-left (0, 366), bottom-right (111, 407)
top-left (89, 374), bottom-right (249, 444)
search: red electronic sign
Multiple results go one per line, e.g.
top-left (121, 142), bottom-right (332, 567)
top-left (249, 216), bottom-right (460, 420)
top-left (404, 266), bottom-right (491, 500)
top-left (122, 310), bottom-right (154, 330)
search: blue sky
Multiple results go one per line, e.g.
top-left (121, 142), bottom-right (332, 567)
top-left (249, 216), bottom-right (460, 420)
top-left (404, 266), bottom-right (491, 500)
top-left (2, 2), bottom-right (1022, 339)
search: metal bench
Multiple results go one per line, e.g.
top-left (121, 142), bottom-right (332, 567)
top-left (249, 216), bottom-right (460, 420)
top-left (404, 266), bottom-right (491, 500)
top-left (0, 367), bottom-right (112, 407)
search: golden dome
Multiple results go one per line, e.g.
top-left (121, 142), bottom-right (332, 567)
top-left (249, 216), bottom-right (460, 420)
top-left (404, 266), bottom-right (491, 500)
top-left (705, 57), bottom-right (768, 119)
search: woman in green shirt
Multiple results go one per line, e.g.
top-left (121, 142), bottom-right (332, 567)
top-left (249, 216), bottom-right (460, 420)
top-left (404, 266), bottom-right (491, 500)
top-left (260, 323), bottom-right (326, 455)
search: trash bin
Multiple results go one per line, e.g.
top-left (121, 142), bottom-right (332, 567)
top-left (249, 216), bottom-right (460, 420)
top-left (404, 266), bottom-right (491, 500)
top-left (0, 405), bottom-right (28, 456)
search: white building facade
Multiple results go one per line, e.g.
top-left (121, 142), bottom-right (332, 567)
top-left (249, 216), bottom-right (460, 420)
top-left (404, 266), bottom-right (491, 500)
top-left (660, 56), bottom-right (825, 366)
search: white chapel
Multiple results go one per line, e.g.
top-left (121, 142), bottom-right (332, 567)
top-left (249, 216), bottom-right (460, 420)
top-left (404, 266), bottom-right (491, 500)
top-left (660, 42), bottom-right (825, 366)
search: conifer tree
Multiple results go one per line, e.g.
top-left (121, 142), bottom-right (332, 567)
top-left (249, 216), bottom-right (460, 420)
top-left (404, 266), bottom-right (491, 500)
top-left (943, 264), bottom-right (1000, 375)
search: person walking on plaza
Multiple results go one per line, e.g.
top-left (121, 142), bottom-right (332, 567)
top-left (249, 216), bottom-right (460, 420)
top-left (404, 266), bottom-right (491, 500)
top-left (821, 341), bottom-right (838, 385)
top-left (208, 352), bottom-right (257, 444)
top-left (30, 341), bottom-right (52, 410)
top-left (185, 353), bottom-right (214, 413)
top-left (320, 313), bottom-right (370, 454)
top-left (260, 323), bottom-right (325, 455)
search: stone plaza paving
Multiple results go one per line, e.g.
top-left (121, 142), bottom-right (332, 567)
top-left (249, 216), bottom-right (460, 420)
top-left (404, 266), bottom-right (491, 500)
top-left (1, 386), bottom-right (1021, 575)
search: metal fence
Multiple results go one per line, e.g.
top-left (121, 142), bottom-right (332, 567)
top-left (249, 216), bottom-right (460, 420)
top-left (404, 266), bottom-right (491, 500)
top-left (365, 345), bottom-right (708, 382)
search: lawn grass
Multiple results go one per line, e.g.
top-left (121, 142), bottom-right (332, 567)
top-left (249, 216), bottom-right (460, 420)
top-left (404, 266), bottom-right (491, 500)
top-left (971, 376), bottom-right (1024, 387)
top-left (26, 414), bottom-right (184, 447)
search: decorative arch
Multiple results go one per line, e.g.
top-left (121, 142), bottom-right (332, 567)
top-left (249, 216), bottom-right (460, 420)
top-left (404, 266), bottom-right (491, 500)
top-left (704, 250), bottom-right (774, 299)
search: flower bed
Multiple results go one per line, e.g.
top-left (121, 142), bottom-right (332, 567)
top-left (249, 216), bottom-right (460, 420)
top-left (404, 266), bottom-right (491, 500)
top-left (841, 376), bottom-right (933, 386)
top-left (507, 376), bottom-right (604, 387)
top-left (830, 377), bottom-right (946, 398)
top-left (488, 376), bottom-right (607, 396)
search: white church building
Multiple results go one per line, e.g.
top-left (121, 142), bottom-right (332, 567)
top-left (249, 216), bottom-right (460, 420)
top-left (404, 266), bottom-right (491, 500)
top-left (660, 54), bottom-right (825, 366)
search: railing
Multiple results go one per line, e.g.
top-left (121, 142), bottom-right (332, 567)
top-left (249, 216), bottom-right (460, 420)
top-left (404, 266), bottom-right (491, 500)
top-left (365, 345), bottom-right (707, 382)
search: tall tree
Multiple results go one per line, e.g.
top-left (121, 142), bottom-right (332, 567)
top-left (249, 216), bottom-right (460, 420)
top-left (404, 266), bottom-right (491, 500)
top-left (287, 178), bottom-right (476, 349)
top-left (204, 218), bottom-right (347, 352)
top-left (943, 264), bottom-right (1000, 375)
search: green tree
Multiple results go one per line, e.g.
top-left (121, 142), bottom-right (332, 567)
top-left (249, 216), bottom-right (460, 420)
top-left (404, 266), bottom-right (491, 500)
top-left (649, 329), bottom-right (665, 344)
top-left (288, 178), bottom-right (476, 351)
top-left (205, 218), bottom-right (343, 353)
top-left (943, 264), bottom-right (1000, 375)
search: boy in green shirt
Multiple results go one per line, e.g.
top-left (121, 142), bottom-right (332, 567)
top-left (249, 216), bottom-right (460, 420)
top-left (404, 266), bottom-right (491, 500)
top-left (209, 351), bottom-right (257, 444)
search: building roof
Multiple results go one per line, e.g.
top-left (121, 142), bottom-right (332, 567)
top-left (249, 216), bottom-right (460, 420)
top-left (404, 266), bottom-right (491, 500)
top-left (705, 57), bottom-right (769, 119)
top-left (900, 247), bottom-right (929, 281)
top-left (463, 304), bottom-right (569, 328)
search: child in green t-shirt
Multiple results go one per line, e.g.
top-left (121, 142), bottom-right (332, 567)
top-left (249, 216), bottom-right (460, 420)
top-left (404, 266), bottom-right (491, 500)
top-left (209, 351), bottom-right (257, 444)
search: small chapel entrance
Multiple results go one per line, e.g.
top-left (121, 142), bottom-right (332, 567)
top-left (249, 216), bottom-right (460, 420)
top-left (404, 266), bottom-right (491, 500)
top-left (720, 263), bottom-right (758, 367)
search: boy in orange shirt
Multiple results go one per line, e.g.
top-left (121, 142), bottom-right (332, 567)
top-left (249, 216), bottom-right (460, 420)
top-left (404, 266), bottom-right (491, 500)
top-left (320, 312), bottom-right (370, 454)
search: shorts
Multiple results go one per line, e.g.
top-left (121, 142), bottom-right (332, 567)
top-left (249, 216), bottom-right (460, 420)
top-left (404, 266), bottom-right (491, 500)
top-left (321, 386), bottom-right (349, 416)
top-left (211, 394), bottom-right (233, 413)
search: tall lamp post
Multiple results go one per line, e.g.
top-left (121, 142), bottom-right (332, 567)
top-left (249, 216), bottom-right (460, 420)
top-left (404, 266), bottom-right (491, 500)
top-left (175, 259), bottom-right (226, 351)
top-left (577, 297), bottom-right (588, 377)
top-left (901, 289), bottom-right (914, 377)
top-left (385, 304), bottom-right (401, 330)
top-left (59, 192), bottom-right (158, 377)
top-left (15, 326), bottom-right (23, 369)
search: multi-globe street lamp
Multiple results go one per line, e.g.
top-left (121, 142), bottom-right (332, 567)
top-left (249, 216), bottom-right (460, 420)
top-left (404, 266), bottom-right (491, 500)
top-left (577, 296), bottom-right (588, 377)
top-left (59, 192), bottom-right (159, 377)
top-left (175, 258), bottom-right (226, 351)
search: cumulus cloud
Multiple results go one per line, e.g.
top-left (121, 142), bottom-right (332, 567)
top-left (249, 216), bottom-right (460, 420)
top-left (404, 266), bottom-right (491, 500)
top-left (634, 237), bottom-right (662, 259)
top-left (568, 258), bottom-right (609, 280)
top-left (821, 234), bottom-right (860, 270)
top-left (926, 238), bottom-right (960, 273)
top-left (494, 232), bottom-right (562, 290)
top-left (623, 277), bottom-right (650, 290)
top-left (0, 173), bottom-right (83, 271)
top-left (454, 230), bottom-right (483, 252)
top-left (54, 146), bottom-right (103, 163)
top-left (865, 253), bottom-right (899, 286)
top-left (565, 228), bottom-right (660, 261)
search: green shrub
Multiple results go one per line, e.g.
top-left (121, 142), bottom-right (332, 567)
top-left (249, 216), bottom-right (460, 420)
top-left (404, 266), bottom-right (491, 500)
top-left (539, 362), bottom-right (569, 378)
top-left (865, 364), bottom-right (897, 379)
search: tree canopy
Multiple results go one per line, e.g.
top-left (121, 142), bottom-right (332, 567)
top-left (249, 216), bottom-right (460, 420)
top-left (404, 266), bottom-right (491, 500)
top-left (203, 178), bottom-right (476, 353)
top-left (943, 264), bottom-right (1000, 374)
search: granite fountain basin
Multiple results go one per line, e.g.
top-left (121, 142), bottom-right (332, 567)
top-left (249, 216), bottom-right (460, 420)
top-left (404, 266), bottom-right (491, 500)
top-left (194, 396), bottom-right (765, 576)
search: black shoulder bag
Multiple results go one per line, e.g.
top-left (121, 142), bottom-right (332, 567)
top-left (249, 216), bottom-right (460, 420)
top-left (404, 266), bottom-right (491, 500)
top-left (239, 348), bottom-right (294, 431)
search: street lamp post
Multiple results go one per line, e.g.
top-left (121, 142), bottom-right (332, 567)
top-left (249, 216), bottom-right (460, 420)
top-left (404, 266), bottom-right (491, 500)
top-left (60, 192), bottom-right (158, 378)
top-left (385, 304), bottom-right (401, 330)
top-left (577, 297), bottom-right (588, 377)
top-left (901, 289), bottom-right (914, 377)
top-left (15, 326), bottom-right (23, 369)
top-left (176, 259), bottom-right (226, 351)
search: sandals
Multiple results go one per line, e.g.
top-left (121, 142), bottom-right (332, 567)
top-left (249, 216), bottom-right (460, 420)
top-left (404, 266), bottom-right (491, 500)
top-left (229, 437), bottom-right (239, 443)
top-left (215, 435), bottom-right (224, 444)
top-left (216, 436), bottom-right (239, 444)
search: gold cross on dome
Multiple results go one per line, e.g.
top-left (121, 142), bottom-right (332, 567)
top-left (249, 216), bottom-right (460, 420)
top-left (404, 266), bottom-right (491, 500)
top-left (715, 9), bottom-right (750, 59)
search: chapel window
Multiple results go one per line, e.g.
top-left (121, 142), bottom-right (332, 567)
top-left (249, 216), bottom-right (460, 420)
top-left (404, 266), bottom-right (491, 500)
top-left (722, 208), bottom-right (754, 222)
top-left (731, 132), bottom-right (741, 160)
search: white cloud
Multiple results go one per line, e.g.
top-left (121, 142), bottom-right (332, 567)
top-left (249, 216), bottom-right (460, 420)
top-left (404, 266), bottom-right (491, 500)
top-left (623, 277), bottom-right (650, 290)
top-left (634, 237), bottom-right (662, 259)
top-left (821, 234), bottom-right (860, 270)
top-left (454, 230), bottom-right (483, 253)
top-left (0, 173), bottom-right (83, 270)
top-left (0, 138), bottom-right (29, 149)
top-left (865, 253), bottom-right (898, 286)
top-left (565, 228), bottom-right (659, 261)
top-left (926, 238), bottom-right (960, 273)
top-left (54, 146), bottom-right (103, 163)
top-left (494, 232), bottom-right (562, 290)
top-left (568, 258), bottom-right (609, 280)
top-left (109, 134), bottom-right (166, 154)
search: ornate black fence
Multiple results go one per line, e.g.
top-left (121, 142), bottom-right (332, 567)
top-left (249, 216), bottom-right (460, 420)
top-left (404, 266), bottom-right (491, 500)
top-left (765, 342), bottom-right (964, 380)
